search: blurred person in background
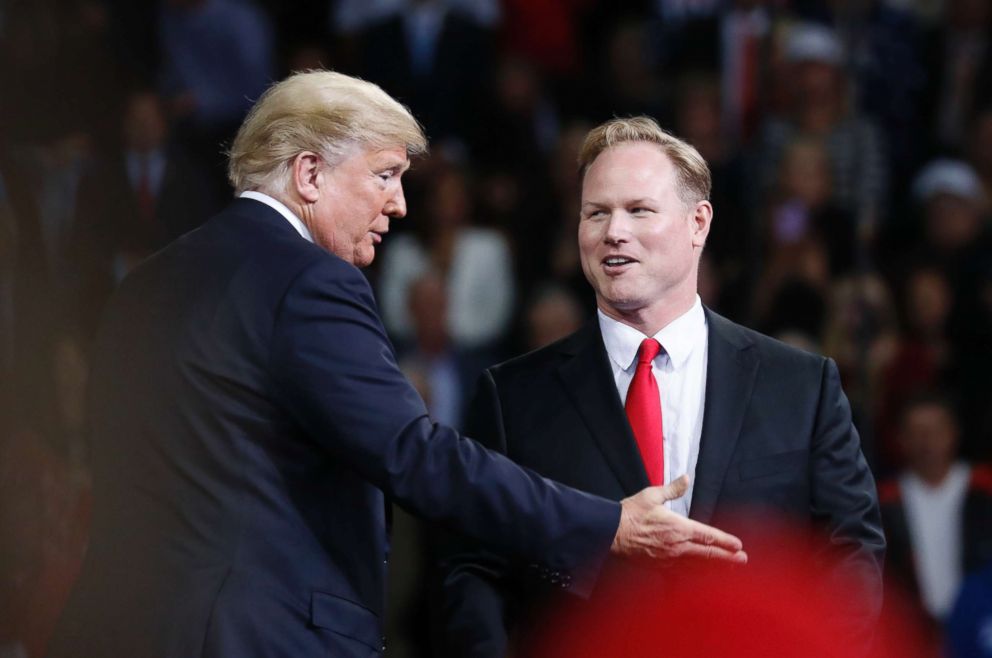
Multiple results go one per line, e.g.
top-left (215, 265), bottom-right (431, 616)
top-left (434, 116), bottom-right (883, 657)
top-left (760, 22), bottom-right (888, 228)
top-left (522, 121), bottom-right (588, 302)
top-left (793, 0), bottom-right (928, 199)
top-left (823, 274), bottom-right (900, 446)
top-left (907, 159), bottom-right (992, 458)
top-left (878, 394), bottom-right (992, 630)
top-left (359, 0), bottom-right (495, 149)
top-left (664, 0), bottom-right (783, 147)
top-left (758, 277), bottom-right (830, 355)
top-left (0, 0), bottom-right (123, 149)
top-left (674, 74), bottom-right (753, 320)
top-left (396, 270), bottom-right (476, 429)
top-left (0, 131), bottom-right (97, 448)
top-left (379, 166), bottom-right (515, 351)
top-left (768, 137), bottom-right (856, 275)
top-left (591, 19), bottom-right (668, 123)
top-left (472, 54), bottom-right (560, 173)
top-left (909, 159), bottom-right (990, 268)
top-left (159, 0), bottom-right (275, 190)
top-left (947, 561), bottom-right (992, 658)
top-left (875, 264), bottom-right (956, 472)
top-left (71, 89), bottom-right (220, 335)
top-left (752, 137), bottom-right (850, 333)
top-left (21, 131), bottom-right (96, 307)
top-left (921, 0), bottom-right (992, 154)
top-left (523, 284), bottom-right (585, 352)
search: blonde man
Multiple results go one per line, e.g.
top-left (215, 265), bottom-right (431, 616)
top-left (437, 116), bottom-right (884, 657)
top-left (48, 77), bottom-right (745, 658)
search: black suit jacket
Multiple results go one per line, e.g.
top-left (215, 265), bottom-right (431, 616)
top-left (46, 199), bottom-right (619, 658)
top-left (436, 311), bottom-right (885, 657)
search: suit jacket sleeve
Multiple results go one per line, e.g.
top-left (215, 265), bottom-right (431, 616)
top-left (268, 256), bottom-right (619, 585)
top-left (810, 358), bottom-right (886, 649)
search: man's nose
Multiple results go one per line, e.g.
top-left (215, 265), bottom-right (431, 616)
top-left (603, 212), bottom-right (630, 244)
top-left (385, 184), bottom-right (407, 218)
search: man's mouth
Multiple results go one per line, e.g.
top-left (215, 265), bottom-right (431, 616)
top-left (602, 255), bottom-right (637, 270)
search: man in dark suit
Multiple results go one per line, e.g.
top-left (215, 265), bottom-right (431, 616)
top-left (435, 116), bottom-right (885, 657)
top-left (71, 89), bottom-right (220, 334)
top-left (47, 73), bottom-right (747, 658)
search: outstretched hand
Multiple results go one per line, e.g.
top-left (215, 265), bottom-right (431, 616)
top-left (610, 475), bottom-right (747, 566)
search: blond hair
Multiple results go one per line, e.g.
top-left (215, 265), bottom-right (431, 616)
top-left (578, 116), bottom-right (711, 205)
top-left (227, 70), bottom-right (427, 194)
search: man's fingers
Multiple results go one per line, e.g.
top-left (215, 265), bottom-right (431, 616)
top-left (682, 518), bottom-right (744, 553)
top-left (656, 474), bottom-right (690, 502)
top-left (677, 544), bottom-right (749, 564)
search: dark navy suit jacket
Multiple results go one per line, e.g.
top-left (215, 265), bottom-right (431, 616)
top-left (436, 314), bottom-right (886, 657)
top-left (47, 199), bottom-right (619, 658)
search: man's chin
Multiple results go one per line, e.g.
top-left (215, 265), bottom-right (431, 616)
top-left (354, 247), bottom-right (376, 268)
top-left (597, 286), bottom-right (644, 310)
top-left (597, 293), bottom-right (648, 316)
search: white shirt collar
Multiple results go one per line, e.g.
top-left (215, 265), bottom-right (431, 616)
top-left (239, 191), bottom-right (313, 243)
top-left (598, 296), bottom-right (707, 371)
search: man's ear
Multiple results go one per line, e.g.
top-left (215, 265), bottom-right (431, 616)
top-left (691, 200), bottom-right (713, 249)
top-left (291, 151), bottom-right (322, 203)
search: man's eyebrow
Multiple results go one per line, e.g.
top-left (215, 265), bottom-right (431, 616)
top-left (378, 160), bottom-right (411, 173)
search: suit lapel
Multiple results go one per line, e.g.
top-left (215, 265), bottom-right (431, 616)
top-left (690, 310), bottom-right (759, 524)
top-left (556, 322), bottom-right (650, 496)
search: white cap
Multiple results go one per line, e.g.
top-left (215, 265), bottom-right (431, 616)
top-left (785, 22), bottom-right (844, 66)
top-left (912, 159), bottom-right (986, 204)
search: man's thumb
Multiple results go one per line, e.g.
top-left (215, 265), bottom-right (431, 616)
top-left (658, 474), bottom-right (690, 502)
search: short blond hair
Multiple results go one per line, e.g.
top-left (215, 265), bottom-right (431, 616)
top-left (578, 116), bottom-right (711, 205)
top-left (227, 70), bottom-right (428, 194)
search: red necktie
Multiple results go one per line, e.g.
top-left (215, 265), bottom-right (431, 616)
top-left (625, 338), bottom-right (664, 485)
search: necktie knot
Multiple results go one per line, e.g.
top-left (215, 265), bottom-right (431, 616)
top-left (637, 338), bottom-right (661, 365)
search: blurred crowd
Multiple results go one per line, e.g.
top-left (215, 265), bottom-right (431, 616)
top-left (1, 0), bottom-right (991, 656)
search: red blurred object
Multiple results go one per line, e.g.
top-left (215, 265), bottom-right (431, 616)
top-left (0, 429), bottom-right (91, 658)
top-left (500, 0), bottom-right (594, 76)
top-left (530, 527), bottom-right (930, 658)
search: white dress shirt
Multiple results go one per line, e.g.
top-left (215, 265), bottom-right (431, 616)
top-left (598, 296), bottom-right (708, 517)
top-left (901, 462), bottom-right (971, 619)
top-left (378, 229), bottom-right (515, 348)
top-left (239, 191), bottom-right (313, 243)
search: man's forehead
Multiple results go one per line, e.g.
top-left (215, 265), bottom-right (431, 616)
top-left (588, 141), bottom-right (673, 172)
top-left (365, 145), bottom-right (411, 168)
top-left (582, 143), bottom-right (676, 198)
